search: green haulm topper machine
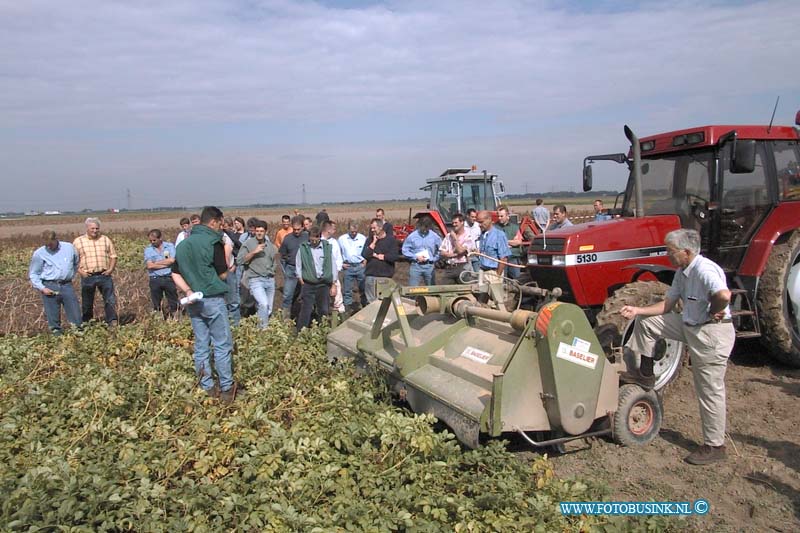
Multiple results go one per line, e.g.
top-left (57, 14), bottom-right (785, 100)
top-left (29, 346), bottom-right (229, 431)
top-left (327, 273), bottom-right (662, 449)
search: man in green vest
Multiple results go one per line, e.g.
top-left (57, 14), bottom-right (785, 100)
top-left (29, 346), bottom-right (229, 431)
top-left (171, 206), bottom-right (239, 404)
top-left (295, 226), bottom-right (336, 332)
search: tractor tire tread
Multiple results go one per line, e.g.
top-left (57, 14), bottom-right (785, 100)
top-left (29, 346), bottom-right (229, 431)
top-left (756, 232), bottom-right (800, 367)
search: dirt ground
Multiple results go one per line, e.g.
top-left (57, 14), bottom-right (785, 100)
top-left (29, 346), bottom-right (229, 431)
top-left (537, 339), bottom-right (800, 532)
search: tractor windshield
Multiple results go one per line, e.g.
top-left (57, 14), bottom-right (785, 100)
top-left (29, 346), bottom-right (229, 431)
top-left (430, 180), bottom-right (498, 222)
top-left (461, 181), bottom-right (497, 213)
top-left (625, 148), bottom-right (713, 224)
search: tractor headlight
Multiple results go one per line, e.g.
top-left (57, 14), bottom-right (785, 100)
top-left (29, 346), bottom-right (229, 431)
top-left (527, 254), bottom-right (538, 265)
top-left (552, 255), bottom-right (566, 266)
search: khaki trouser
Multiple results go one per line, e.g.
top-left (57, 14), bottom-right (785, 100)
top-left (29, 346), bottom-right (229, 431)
top-left (333, 279), bottom-right (345, 313)
top-left (627, 313), bottom-right (736, 447)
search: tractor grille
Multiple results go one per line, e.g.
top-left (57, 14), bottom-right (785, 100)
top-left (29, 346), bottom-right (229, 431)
top-left (530, 237), bottom-right (565, 252)
top-left (527, 267), bottom-right (574, 303)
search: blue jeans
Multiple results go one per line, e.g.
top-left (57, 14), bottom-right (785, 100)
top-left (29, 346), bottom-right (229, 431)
top-left (342, 263), bottom-right (367, 307)
top-left (505, 257), bottom-right (523, 280)
top-left (282, 266), bottom-right (300, 312)
top-left (249, 276), bottom-right (275, 329)
top-left (226, 268), bottom-right (241, 326)
top-left (186, 296), bottom-right (234, 393)
top-left (41, 280), bottom-right (82, 332)
top-left (408, 262), bottom-right (435, 286)
top-left (80, 274), bottom-right (117, 324)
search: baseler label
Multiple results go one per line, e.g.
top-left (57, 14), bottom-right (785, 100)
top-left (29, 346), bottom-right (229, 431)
top-left (572, 337), bottom-right (592, 352)
top-left (461, 346), bottom-right (493, 364)
top-left (556, 342), bottom-right (599, 370)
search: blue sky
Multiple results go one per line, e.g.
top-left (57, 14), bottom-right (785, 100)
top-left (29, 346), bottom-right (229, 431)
top-left (1, 0), bottom-right (798, 211)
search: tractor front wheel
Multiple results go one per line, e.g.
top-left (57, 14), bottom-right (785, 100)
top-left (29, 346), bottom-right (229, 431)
top-left (613, 384), bottom-right (662, 447)
top-left (757, 232), bottom-right (800, 367)
top-left (596, 281), bottom-right (685, 392)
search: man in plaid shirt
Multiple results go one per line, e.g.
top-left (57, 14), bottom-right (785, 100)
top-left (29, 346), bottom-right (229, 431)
top-left (73, 217), bottom-right (118, 325)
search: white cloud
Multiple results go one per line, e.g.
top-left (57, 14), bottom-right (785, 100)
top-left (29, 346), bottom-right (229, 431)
top-left (0, 0), bottom-right (798, 210)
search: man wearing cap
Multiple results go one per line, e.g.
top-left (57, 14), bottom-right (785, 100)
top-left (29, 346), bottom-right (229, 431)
top-left (29, 230), bottom-right (82, 334)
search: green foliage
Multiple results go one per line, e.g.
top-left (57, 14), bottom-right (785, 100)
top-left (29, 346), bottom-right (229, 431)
top-left (0, 318), bottom-right (675, 531)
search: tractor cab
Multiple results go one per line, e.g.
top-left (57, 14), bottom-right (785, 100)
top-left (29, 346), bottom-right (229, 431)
top-left (393, 168), bottom-right (506, 241)
top-left (582, 124), bottom-right (800, 273)
top-left (422, 168), bottom-right (504, 228)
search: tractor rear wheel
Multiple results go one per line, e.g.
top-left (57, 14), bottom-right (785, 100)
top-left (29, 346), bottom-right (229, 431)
top-left (613, 384), bottom-right (662, 447)
top-left (596, 281), bottom-right (685, 392)
top-left (757, 232), bottom-right (800, 367)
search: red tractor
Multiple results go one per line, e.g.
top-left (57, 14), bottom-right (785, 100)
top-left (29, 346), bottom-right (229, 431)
top-left (393, 166), bottom-right (539, 242)
top-left (525, 112), bottom-right (800, 388)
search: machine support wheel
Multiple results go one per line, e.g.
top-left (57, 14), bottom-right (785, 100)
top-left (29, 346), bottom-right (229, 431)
top-left (757, 232), bottom-right (800, 367)
top-left (613, 384), bottom-right (662, 447)
top-left (595, 281), bottom-right (685, 392)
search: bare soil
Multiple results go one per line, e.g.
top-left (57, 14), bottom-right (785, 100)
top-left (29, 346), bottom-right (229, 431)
top-left (537, 339), bottom-right (800, 532)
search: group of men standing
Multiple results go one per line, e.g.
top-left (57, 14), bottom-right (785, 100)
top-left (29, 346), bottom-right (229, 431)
top-left (29, 218), bottom-right (119, 334)
top-left (28, 202), bottom-right (737, 462)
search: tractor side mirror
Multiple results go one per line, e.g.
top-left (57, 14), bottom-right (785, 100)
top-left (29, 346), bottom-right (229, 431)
top-left (498, 181), bottom-right (506, 194)
top-left (730, 140), bottom-right (756, 173)
top-left (641, 163), bottom-right (650, 175)
top-left (582, 165), bottom-right (593, 192)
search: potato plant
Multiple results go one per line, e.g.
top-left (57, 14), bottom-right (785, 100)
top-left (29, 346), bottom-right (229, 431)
top-left (0, 316), bottom-right (676, 531)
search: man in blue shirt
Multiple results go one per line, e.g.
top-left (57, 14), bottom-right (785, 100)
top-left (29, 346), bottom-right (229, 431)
top-left (402, 217), bottom-right (442, 286)
top-left (532, 199), bottom-right (550, 232)
top-left (593, 199), bottom-right (613, 221)
top-left (144, 229), bottom-right (179, 317)
top-left (338, 221), bottom-right (368, 314)
top-left (548, 204), bottom-right (574, 231)
top-left (29, 230), bottom-right (81, 334)
top-left (476, 211), bottom-right (511, 275)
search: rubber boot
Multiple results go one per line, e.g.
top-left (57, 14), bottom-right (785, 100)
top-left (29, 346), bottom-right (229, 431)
top-left (619, 353), bottom-right (656, 390)
top-left (652, 338), bottom-right (667, 361)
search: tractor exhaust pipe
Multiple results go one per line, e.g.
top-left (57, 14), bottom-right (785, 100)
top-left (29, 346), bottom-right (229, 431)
top-left (625, 125), bottom-right (644, 218)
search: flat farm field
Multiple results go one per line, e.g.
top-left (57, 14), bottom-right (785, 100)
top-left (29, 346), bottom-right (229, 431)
top-left (1, 204), bottom-right (797, 531)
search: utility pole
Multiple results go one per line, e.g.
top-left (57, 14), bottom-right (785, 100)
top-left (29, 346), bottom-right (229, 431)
top-left (126, 188), bottom-right (131, 211)
top-left (302, 184), bottom-right (307, 205)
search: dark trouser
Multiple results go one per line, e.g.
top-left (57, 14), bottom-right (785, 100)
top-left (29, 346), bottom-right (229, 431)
top-left (342, 263), bottom-right (368, 307)
top-left (148, 275), bottom-right (179, 316)
top-left (41, 280), bottom-right (82, 332)
top-left (282, 266), bottom-right (300, 312)
top-left (81, 274), bottom-right (117, 324)
top-left (297, 282), bottom-right (331, 331)
top-left (436, 263), bottom-right (467, 285)
top-left (505, 256), bottom-right (523, 280)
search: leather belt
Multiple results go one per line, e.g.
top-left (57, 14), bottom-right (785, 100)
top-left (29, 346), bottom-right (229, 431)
top-left (686, 318), bottom-right (733, 326)
top-left (44, 279), bottom-right (72, 284)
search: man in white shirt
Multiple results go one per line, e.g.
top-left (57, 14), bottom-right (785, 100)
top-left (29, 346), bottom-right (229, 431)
top-left (321, 220), bottom-right (345, 315)
top-left (338, 221), bottom-right (368, 314)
